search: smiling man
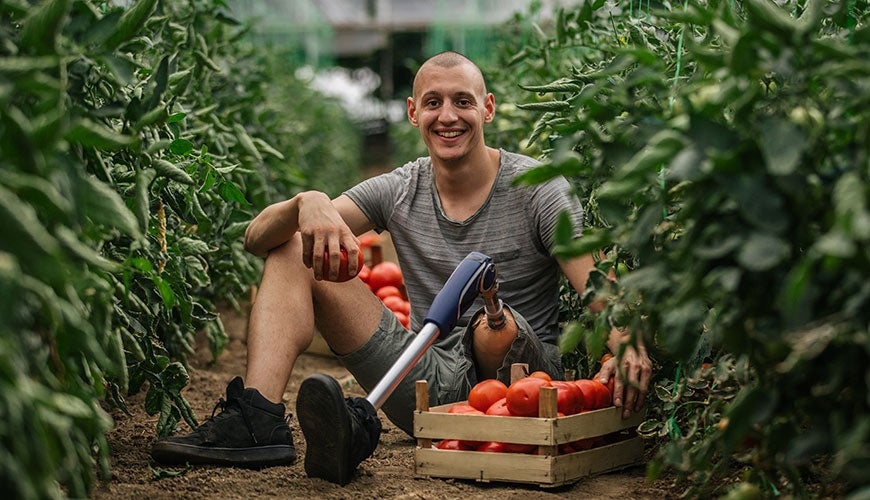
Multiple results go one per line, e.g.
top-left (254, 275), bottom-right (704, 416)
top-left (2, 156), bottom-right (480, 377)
top-left (150, 51), bottom-right (652, 485)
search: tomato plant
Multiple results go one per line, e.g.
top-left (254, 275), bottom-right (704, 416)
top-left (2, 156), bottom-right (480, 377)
top-left (494, 0), bottom-right (869, 495)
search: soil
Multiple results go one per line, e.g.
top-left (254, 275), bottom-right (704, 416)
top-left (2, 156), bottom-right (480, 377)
top-left (92, 305), bottom-right (676, 500)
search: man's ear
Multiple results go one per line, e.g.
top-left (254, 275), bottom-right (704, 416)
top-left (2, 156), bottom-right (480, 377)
top-left (484, 93), bottom-right (495, 124)
top-left (407, 97), bottom-right (419, 127)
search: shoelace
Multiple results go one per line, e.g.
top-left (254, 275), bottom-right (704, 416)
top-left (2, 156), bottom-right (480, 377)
top-left (208, 397), bottom-right (259, 444)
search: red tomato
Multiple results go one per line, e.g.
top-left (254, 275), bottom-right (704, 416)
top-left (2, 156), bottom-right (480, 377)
top-left (320, 248), bottom-right (363, 282)
top-left (592, 379), bottom-right (612, 407)
top-left (467, 379), bottom-right (508, 412)
top-left (368, 261), bottom-right (403, 291)
top-left (502, 442), bottom-right (537, 454)
top-left (381, 295), bottom-right (410, 315)
top-left (476, 441), bottom-right (507, 453)
top-left (574, 379), bottom-right (612, 409)
top-left (551, 381), bottom-right (584, 415)
top-left (436, 439), bottom-right (474, 451)
top-left (559, 443), bottom-right (577, 455)
top-left (375, 285), bottom-right (402, 300)
top-left (484, 397), bottom-right (512, 416)
top-left (357, 232), bottom-right (381, 249)
top-left (476, 441), bottom-right (535, 454)
top-left (447, 403), bottom-right (484, 415)
top-left (529, 370), bottom-right (552, 381)
top-left (357, 264), bottom-right (371, 283)
top-left (506, 377), bottom-right (551, 417)
top-left (394, 311), bottom-right (410, 330)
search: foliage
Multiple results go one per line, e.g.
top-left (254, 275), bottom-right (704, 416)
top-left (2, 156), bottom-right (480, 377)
top-left (495, 0), bottom-right (869, 496)
top-left (0, 0), bottom-right (361, 497)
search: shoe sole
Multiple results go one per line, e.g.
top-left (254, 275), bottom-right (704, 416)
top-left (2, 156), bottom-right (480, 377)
top-left (296, 373), bottom-right (353, 485)
top-left (150, 441), bottom-right (295, 468)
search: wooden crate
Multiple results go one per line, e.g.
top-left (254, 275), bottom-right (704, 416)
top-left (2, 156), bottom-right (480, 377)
top-left (413, 368), bottom-right (645, 487)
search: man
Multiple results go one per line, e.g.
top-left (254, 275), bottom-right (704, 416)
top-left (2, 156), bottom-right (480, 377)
top-left (150, 51), bottom-right (652, 484)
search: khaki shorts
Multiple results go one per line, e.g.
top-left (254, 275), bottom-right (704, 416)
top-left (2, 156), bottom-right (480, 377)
top-left (338, 304), bottom-right (563, 436)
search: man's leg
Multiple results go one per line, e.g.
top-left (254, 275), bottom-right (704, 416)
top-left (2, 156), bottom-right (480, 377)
top-left (150, 233), bottom-right (382, 468)
top-left (243, 235), bottom-right (383, 404)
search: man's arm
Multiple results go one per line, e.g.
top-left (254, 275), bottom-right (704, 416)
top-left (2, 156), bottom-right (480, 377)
top-left (244, 191), bottom-right (373, 279)
top-left (558, 254), bottom-right (652, 418)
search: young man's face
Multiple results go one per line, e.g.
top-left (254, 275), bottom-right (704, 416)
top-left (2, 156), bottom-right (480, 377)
top-left (407, 63), bottom-right (495, 165)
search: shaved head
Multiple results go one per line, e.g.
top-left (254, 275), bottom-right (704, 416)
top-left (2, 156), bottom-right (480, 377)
top-left (412, 51), bottom-right (487, 99)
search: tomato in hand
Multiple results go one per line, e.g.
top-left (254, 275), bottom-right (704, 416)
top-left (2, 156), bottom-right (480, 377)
top-left (320, 248), bottom-right (363, 282)
top-left (506, 376), bottom-right (551, 417)
top-left (467, 379), bottom-right (508, 413)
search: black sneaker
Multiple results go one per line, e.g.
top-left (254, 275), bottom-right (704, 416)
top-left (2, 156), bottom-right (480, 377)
top-left (149, 377), bottom-right (296, 468)
top-left (296, 373), bottom-right (382, 485)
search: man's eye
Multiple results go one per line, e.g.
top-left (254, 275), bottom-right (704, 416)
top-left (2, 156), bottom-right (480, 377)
top-left (426, 100), bottom-right (440, 107)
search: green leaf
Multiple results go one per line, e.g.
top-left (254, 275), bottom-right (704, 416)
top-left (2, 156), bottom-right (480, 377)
top-left (153, 275), bottom-right (176, 308)
top-left (737, 232), bottom-right (790, 271)
top-left (78, 175), bottom-right (142, 239)
top-left (19, 0), bottom-right (71, 55)
top-left (104, 0), bottom-right (158, 50)
top-left (217, 180), bottom-right (249, 205)
top-left (516, 100), bottom-right (571, 112)
top-left (66, 119), bottom-right (137, 150)
top-left (758, 117), bottom-right (806, 176)
top-left (153, 159), bottom-right (194, 185)
top-left (176, 237), bottom-right (210, 255)
top-left (169, 139), bottom-right (194, 156)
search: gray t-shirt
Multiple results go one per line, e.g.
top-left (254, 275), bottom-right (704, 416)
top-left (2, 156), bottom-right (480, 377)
top-left (344, 149), bottom-right (584, 344)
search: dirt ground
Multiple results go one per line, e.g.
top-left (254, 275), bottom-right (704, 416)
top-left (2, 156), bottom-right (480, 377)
top-left (93, 305), bottom-right (676, 500)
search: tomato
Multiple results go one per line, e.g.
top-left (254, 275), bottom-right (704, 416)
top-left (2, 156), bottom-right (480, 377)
top-left (601, 352), bottom-right (614, 364)
top-left (592, 379), bottom-right (612, 407)
top-left (368, 261), bottom-right (403, 291)
top-left (375, 285), bottom-right (403, 300)
top-left (559, 443), bottom-right (577, 455)
top-left (436, 439), bottom-right (474, 451)
top-left (484, 397), bottom-right (512, 416)
top-left (475, 441), bottom-right (507, 453)
top-left (551, 381), bottom-right (584, 415)
top-left (529, 370), bottom-right (552, 381)
top-left (503, 442), bottom-right (537, 454)
top-left (574, 379), bottom-right (612, 409)
top-left (357, 232), bottom-right (381, 249)
top-left (357, 264), bottom-right (371, 283)
top-left (467, 379), bottom-right (508, 412)
top-left (506, 377), bottom-right (551, 417)
top-left (381, 295), bottom-right (409, 313)
top-left (447, 403), bottom-right (484, 415)
top-left (394, 311), bottom-right (410, 330)
top-left (321, 248), bottom-right (363, 282)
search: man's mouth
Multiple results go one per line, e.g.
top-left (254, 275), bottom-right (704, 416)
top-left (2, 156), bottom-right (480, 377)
top-left (436, 130), bottom-right (464, 138)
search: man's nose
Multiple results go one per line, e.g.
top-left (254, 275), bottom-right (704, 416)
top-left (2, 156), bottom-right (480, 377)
top-left (438, 103), bottom-right (458, 122)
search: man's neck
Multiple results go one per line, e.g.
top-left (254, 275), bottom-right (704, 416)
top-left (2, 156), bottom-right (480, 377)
top-left (432, 147), bottom-right (501, 221)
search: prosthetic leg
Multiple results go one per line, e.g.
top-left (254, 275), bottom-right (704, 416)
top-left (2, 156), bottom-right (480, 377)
top-left (296, 252), bottom-right (503, 485)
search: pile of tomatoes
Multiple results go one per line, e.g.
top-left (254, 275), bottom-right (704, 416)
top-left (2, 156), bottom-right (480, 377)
top-left (358, 260), bottom-right (411, 330)
top-left (435, 371), bottom-right (617, 455)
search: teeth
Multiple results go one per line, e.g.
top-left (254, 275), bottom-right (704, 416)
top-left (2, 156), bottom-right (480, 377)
top-left (439, 131), bottom-right (462, 138)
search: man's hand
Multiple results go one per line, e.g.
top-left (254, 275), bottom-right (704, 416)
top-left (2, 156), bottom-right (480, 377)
top-left (594, 342), bottom-right (652, 419)
top-left (295, 192), bottom-right (360, 281)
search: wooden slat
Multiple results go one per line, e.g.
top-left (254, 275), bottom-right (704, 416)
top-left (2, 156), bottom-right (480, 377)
top-left (415, 437), bottom-right (644, 487)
